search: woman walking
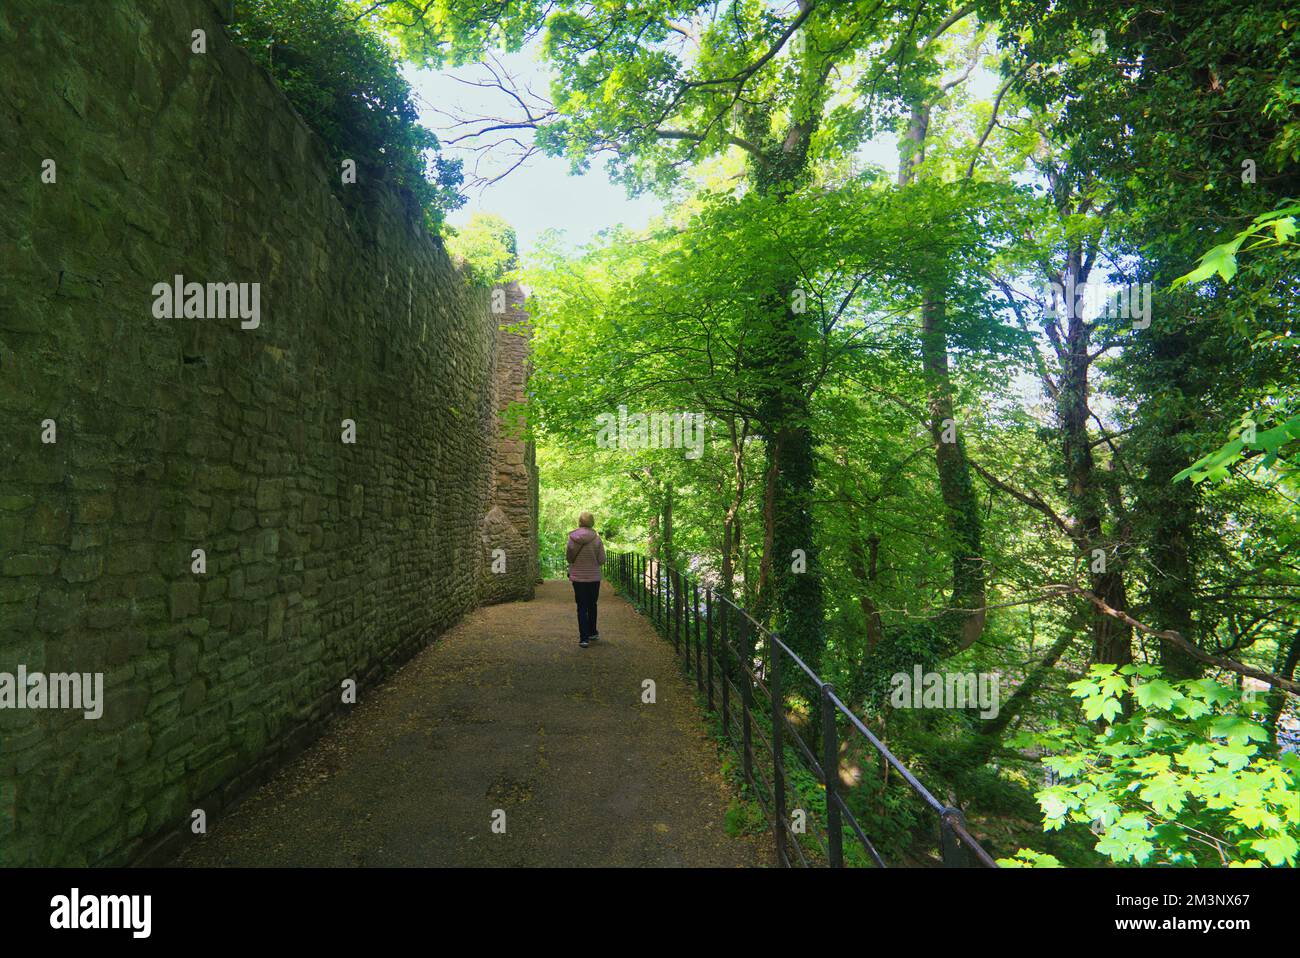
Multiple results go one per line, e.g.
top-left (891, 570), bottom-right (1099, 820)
top-left (566, 512), bottom-right (606, 648)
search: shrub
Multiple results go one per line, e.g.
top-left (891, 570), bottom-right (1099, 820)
top-left (231, 0), bottom-right (463, 228)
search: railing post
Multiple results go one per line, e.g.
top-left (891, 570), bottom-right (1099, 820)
top-left (653, 560), bottom-right (660, 626)
top-left (705, 588), bottom-right (714, 711)
top-left (684, 576), bottom-right (693, 674)
top-left (680, 572), bottom-right (690, 672)
top-left (671, 570), bottom-right (680, 654)
top-left (681, 579), bottom-right (691, 670)
top-left (940, 808), bottom-right (972, 868)
top-left (693, 583), bottom-right (703, 694)
top-left (771, 635), bottom-right (787, 867)
top-left (821, 683), bottom-right (844, 868)
top-left (668, 567), bottom-right (674, 640)
top-left (685, 578), bottom-right (694, 674)
top-left (666, 567), bottom-right (672, 640)
top-left (739, 615), bottom-right (753, 789)
top-left (719, 602), bottom-right (730, 741)
top-left (681, 571), bottom-right (691, 670)
top-left (680, 574), bottom-right (687, 668)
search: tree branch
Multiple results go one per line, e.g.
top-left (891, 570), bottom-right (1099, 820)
top-left (1054, 585), bottom-right (1300, 695)
top-left (970, 461), bottom-right (1078, 543)
top-left (966, 71), bottom-right (1019, 179)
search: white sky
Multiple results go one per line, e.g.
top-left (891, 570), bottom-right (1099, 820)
top-left (407, 48), bottom-right (662, 253)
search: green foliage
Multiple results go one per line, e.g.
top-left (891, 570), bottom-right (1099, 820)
top-left (1171, 206), bottom-right (1300, 289)
top-left (232, 0), bottom-right (463, 227)
top-left (535, 440), bottom-right (641, 574)
top-left (997, 849), bottom-right (1062, 868)
top-left (1169, 205), bottom-right (1300, 495)
top-left (723, 796), bottom-right (766, 838)
top-left (364, 0), bottom-right (549, 69)
top-left (1010, 666), bottom-right (1300, 866)
top-left (445, 213), bottom-right (518, 285)
top-left (1173, 414), bottom-right (1300, 486)
top-left (859, 622), bottom-right (947, 708)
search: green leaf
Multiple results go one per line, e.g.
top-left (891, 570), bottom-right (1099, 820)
top-left (1208, 716), bottom-right (1268, 745)
top-left (1139, 772), bottom-right (1187, 816)
top-left (1133, 679), bottom-right (1182, 710)
top-left (1211, 742), bottom-right (1257, 772)
top-left (1251, 834), bottom-right (1299, 866)
top-left (1175, 744), bottom-right (1216, 773)
top-left (1082, 693), bottom-right (1124, 722)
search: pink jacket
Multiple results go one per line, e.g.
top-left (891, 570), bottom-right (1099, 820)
top-left (566, 527), bottom-right (606, 582)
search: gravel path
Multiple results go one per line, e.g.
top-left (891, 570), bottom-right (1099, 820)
top-left (177, 580), bottom-right (763, 867)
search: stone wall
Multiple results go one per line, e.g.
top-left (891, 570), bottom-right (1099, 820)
top-left (0, 0), bottom-right (535, 865)
top-left (480, 282), bottom-right (539, 605)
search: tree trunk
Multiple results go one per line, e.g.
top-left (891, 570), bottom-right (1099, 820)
top-left (721, 421), bottom-right (746, 599)
top-left (1056, 250), bottom-right (1132, 667)
top-left (899, 94), bottom-right (986, 654)
top-left (771, 415), bottom-right (823, 667)
top-left (662, 481), bottom-right (674, 571)
top-left (848, 534), bottom-right (885, 650)
top-left (1266, 629), bottom-right (1300, 752)
top-left (647, 490), bottom-right (660, 560)
top-left (920, 288), bottom-right (987, 652)
top-left (898, 102), bottom-right (930, 186)
top-left (1137, 375), bottom-right (1203, 677)
top-left (970, 630), bottom-right (1076, 765)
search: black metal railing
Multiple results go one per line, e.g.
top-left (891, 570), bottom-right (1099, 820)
top-left (604, 550), bottom-right (997, 869)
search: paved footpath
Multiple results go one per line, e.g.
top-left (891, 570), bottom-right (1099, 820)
top-left (177, 580), bottom-right (762, 867)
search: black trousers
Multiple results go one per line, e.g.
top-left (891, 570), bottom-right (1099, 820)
top-left (572, 580), bottom-right (600, 641)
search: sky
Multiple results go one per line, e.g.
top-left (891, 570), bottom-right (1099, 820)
top-left (406, 49), bottom-right (662, 254)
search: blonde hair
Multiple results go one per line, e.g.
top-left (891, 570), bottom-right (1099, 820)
top-left (578, 511), bottom-right (595, 528)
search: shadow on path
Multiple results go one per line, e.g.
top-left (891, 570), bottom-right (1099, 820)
top-left (177, 580), bottom-right (762, 867)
